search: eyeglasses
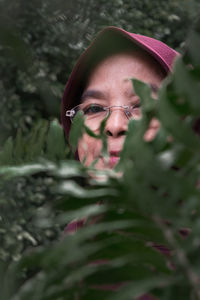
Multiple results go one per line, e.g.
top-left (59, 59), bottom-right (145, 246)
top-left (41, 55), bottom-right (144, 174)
top-left (66, 103), bottom-right (141, 122)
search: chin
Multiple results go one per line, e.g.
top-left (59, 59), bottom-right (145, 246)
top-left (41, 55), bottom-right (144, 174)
top-left (85, 157), bottom-right (119, 171)
top-left (84, 157), bottom-right (106, 170)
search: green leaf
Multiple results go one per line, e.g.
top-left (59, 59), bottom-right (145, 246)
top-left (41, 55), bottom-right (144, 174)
top-left (172, 58), bottom-right (200, 115)
top-left (0, 162), bottom-right (54, 179)
top-left (132, 79), bottom-right (156, 114)
top-left (69, 111), bottom-right (85, 152)
top-left (108, 275), bottom-right (177, 300)
top-left (159, 80), bottom-right (200, 152)
top-left (57, 180), bottom-right (116, 198)
top-left (13, 129), bottom-right (24, 164)
top-left (25, 120), bottom-right (48, 161)
top-left (0, 137), bottom-right (13, 165)
top-left (46, 119), bottom-right (67, 161)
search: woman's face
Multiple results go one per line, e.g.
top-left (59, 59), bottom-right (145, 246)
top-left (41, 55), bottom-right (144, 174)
top-left (77, 50), bottom-right (165, 170)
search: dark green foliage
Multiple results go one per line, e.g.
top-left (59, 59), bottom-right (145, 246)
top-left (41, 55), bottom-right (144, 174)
top-left (1, 1), bottom-right (200, 299)
top-left (0, 119), bottom-right (68, 166)
top-left (1, 17), bottom-right (200, 299)
top-left (0, 120), bottom-right (68, 266)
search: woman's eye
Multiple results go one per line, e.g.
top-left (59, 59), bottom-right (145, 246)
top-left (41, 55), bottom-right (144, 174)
top-left (128, 103), bottom-right (142, 118)
top-left (83, 105), bottom-right (105, 115)
top-left (131, 102), bottom-right (141, 110)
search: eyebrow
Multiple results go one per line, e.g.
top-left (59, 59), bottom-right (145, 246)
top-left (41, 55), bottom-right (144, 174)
top-left (81, 89), bottom-right (107, 102)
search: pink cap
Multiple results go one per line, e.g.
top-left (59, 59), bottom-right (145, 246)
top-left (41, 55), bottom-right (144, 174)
top-left (61, 26), bottom-right (178, 137)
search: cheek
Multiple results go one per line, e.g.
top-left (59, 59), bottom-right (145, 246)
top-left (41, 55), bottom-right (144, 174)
top-left (77, 133), bottom-right (102, 165)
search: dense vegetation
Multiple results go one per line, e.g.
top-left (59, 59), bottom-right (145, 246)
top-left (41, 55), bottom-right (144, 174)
top-left (1, 0), bottom-right (200, 299)
top-left (1, 0), bottom-right (200, 142)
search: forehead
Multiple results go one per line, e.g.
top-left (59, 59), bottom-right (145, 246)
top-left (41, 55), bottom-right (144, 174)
top-left (84, 50), bottom-right (165, 92)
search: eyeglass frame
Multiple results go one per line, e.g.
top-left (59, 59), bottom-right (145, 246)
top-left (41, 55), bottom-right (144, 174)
top-left (66, 104), bottom-right (141, 122)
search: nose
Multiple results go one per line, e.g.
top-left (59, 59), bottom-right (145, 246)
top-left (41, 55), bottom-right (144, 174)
top-left (105, 108), bottom-right (128, 138)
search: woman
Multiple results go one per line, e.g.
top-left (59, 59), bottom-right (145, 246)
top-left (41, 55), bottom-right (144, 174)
top-left (61, 26), bottom-right (178, 170)
top-left (61, 27), bottom-right (180, 299)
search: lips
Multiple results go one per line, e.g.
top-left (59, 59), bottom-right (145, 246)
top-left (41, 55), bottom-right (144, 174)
top-left (109, 151), bottom-right (121, 168)
top-left (99, 150), bottom-right (121, 168)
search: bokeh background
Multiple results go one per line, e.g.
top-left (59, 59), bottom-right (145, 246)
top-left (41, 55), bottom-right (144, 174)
top-left (0, 0), bottom-right (200, 144)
